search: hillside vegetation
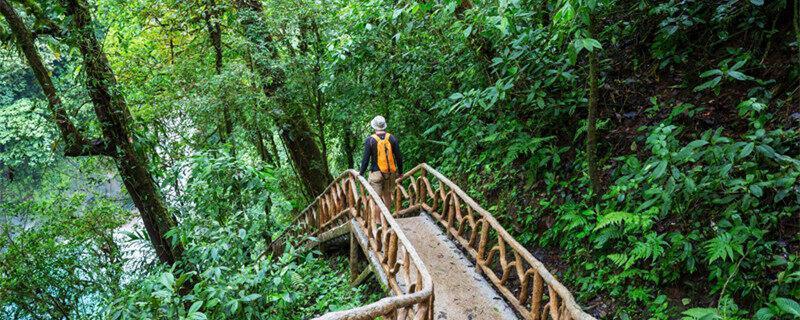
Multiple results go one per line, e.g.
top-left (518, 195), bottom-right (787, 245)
top-left (1, 0), bottom-right (798, 319)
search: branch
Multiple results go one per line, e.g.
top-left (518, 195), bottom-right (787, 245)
top-left (63, 139), bottom-right (116, 157)
top-left (30, 24), bottom-right (62, 39)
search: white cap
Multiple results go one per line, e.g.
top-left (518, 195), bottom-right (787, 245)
top-left (370, 115), bottom-right (387, 130)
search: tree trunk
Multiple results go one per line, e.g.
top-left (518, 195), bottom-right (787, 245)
top-left (310, 19), bottom-right (330, 175)
top-left (235, 0), bottom-right (332, 197)
top-left (342, 122), bottom-right (355, 169)
top-left (251, 113), bottom-right (276, 165)
top-left (4, 0), bottom-right (180, 265)
top-left (586, 15), bottom-right (601, 198)
top-left (254, 124), bottom-right (272, 164)
top-left (279, 118), bottom-right (333, 198)
top-left (313, 77), bottom-right (328, 171)
top-left (242, 53), bottom-right (280, 167)
top-left (794, 0), bottom-right (799, 93)
top-left (64, 0), bottom-right (182, 265)
top-left (267, 130), bottom-right (281, 168)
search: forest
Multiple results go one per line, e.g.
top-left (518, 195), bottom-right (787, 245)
top-left (1, 0), bottom-right (799, 319)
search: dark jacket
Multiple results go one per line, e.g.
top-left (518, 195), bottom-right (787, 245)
top-left (359, 132), bottom-right (403, 176)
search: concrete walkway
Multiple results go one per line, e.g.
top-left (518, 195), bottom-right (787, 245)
top-left (396, 214), bottom-right (519, 320)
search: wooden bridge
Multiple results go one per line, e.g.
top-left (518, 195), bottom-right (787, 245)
top-left (270, 164), bottom-right (596, 320)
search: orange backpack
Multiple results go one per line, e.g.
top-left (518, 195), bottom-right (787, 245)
top-left (372, 133), bottom-right (397, 173)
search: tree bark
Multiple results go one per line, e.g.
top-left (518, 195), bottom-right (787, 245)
top-left (250, 112), bottom-right (277, 166)
top-left (794, 0), bottom-right (799, 95)
top-left (586, 15), bottom-right (601, 198)
top-left (253, 122), bottom-right (273, 164)
top-left (63, 0), bottom-right (182, 265)
top-left (309, 18), bottom-right (330, 175)
top-left (204, 1), bottom-right (222, 75)
top-left (235, 0), bottom-right (332, 197)
top-left (342, 122), bottom-right (355, 169)
top-left (267, 130), bottom-right (281, 168)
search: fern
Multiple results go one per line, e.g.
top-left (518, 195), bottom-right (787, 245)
top-left (559, 209), bottom-right (589, 231)
top-left (607, 233), bottom-right (667, 269)
top-left (704, 233), bottom-right (743, 263)
top-left (608, 253), bottom-right (629, 268)
top-left (594, 211), bottom-right (639, 230)
top-left (593, 228), bottom-right (623, 248)
top-left (628, 234), bottom-right (667, 267)
top-left (594, 209), bottom-right (656, 233)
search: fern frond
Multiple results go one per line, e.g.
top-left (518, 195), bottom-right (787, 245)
top-left (704, 233), bottom-right (736, 263)
top-left (607, 253), bottom-right (629, 268)
top-left (594, 211), bottom-right (638, 230)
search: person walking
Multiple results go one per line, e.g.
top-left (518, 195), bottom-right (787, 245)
top-left (359, 115), bottom-right (403, 210)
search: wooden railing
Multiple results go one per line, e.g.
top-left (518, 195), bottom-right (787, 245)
top-left (270, 170), bottom-right (434, 320)
top-left (394, 164), bottom-right (595, 320)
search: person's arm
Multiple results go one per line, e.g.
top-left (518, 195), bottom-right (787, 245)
top-left (391, 135), bottom-right (403, 175)
top-left (358, 137), bottom-right (371, 176)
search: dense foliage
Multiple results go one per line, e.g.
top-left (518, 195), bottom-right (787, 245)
top-left (1, 0), bottom-right (798, 319)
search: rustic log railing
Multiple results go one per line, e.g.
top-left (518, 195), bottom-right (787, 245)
top-left (394, 163), bottom-right (595, 320)
top-left (270, 169), bottom-right (434, 320)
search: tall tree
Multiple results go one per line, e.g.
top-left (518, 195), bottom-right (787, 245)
top-left (202, 0), bottom-right (244, 210)
top-left (0, 0), bottom-right (183, 265)
top-left (300, 15), bottom-right (331, 176)
top-left (234, 0), bottom-right (332, 197)
top-left (586, 13), bottom-right (601, 198)
top-left (65, 0), bottom-right (184, 265)
top-left (553, 0), bottom-right (603, 198)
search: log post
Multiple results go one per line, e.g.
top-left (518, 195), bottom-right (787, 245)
top-left (349, 228), bottom-right (365, 285)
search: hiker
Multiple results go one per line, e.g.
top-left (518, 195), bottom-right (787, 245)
top-left (359, 115), bottom-right (403, 210)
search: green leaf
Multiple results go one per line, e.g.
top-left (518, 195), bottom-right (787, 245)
top-left (686, 139), bottom-right (708, 149)
top-left (652, 160), bottom-right (668, 179)
top-left (189, 301), bottom-right (203, 313)
top-left (159, 272), bottom-right (175, 289)
top-left (775, 298), bottom-right (800, 316)
top-left (682, 308), bottom-right (721, 320)
top-left (693, 77), bottom-right (721, 92)
top-left (189, 312), bottom-right (207, 320)
top-left (464, 25), bottom-right (473, 38)
top-left (583, 38), bottom-right (602, 52)
top-left (241, 293), bottom-right (262, 302)
top-left (754, 308), bottom-right (774, 320)
top-left (567, 43), bottom-right (578, 65)
top-left (749, 185), bottom-right (763, 197)
top-left (392, 8), bottom-right (403, 19)
top-left (705, 233), bottom-right (735, 263)
top-left (553, 2), bottom-right (574, 25)
top-left (727, 70), bottom-right (749, 81)
top-left (739, 142), bottom-right (754, 158)
top-left (574, 39), bottom-right (584, 53)
top-left (750, 0), bottom-right (764, 5)
top-left (699, 69), bottom-right (723, 78)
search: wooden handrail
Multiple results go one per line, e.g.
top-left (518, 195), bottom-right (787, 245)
top-left (395, 163), bottom-right (596, 320)
top-left (270, 169), bottom-right (434, 320)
